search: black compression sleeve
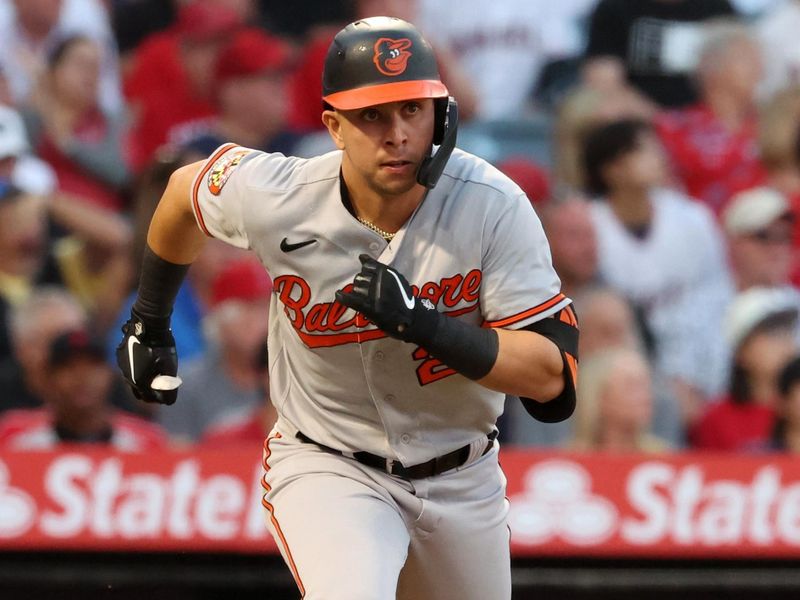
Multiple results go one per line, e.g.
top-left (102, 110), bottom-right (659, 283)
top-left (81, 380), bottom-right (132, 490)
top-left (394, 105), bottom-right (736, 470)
top-left (412, 310), bottom-right (499, 380)
top-left (131, 245), bottom-right (190, 330)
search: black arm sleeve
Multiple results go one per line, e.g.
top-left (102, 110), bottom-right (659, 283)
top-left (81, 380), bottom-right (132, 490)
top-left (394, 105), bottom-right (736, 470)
top-left (131, 245), bottom-right (190, 331)
top-left (518, 306), bottom-right (579, 423)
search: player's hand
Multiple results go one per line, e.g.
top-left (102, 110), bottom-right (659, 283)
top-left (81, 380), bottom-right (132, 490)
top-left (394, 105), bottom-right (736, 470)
top-left (336, 254), bottom-right (439, 344)
top-left (115, 308), bottom-right (182, 405)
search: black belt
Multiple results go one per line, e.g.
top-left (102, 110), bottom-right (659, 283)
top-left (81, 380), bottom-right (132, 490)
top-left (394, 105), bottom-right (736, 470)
top-left (295, 430), bottom-right (497, 479)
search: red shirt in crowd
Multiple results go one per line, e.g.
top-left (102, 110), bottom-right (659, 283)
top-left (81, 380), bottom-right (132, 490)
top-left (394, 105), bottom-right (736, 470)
top-left (287, 31), bottom-right (336, 133)
top-left (654, 104), bottom-right (767, 215)
top-left (123, 33), bottom-right (217, 171)
top-left (37, 109), bottom-right (125, 212)
top-left (689, 397), bottom-right (776, 452)
top-left (0, 409), bottom-right (169, 451)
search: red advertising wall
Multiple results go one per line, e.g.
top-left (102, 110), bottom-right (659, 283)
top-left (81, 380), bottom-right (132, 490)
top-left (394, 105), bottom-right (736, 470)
top-left (2, 448), bottom-right (800, 558)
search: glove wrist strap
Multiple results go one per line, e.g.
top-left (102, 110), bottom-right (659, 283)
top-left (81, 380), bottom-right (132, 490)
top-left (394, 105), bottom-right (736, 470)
top-left (406, 308), bottom-right (499, 381)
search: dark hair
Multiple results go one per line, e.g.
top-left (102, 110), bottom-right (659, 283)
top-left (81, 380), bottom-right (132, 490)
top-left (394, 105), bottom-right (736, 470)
top-left (771, 355), bottom-right (800, 449)
top-left (581, 118), bottom-right (652, 196)
top-left (47, 35), bottom-right (94, 68)
top-left (779, 355), bottom-right (800, 397)
top-left (729, 310), bottom-right (799, 404)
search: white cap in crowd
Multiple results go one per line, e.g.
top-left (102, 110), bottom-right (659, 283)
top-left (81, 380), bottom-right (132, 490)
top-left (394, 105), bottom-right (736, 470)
top-left (0, 104), bottom-right (29, 159)
top-left (722, 186), bottom-right (793, 236)
top-left (0, 104), bottom-right (55, 196)
top-left (724, 286), bottom-right (800, 350)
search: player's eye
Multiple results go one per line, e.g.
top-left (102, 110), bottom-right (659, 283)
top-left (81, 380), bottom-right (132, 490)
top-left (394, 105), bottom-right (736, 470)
top-left (361, 108), bottom-right (381, 122)
top-left (405, 102), bottom-right (421, 114)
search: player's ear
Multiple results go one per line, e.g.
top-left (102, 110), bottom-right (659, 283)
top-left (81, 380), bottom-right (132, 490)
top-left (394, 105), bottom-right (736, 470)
top-left (322, 109), bottom-right (345, 150)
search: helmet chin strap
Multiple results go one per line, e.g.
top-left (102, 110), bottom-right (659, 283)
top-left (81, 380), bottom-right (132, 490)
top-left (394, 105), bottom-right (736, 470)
top-left (416, 98), bottom-right (458, 189)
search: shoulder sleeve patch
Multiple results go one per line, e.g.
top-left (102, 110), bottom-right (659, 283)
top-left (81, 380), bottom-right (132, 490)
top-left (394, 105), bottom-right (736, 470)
top-left (207, 149), bottom-right (251, 195)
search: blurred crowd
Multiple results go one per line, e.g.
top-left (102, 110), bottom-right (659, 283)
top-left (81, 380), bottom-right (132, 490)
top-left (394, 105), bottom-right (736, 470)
top-left (1, 0), bottom-right (800, 456)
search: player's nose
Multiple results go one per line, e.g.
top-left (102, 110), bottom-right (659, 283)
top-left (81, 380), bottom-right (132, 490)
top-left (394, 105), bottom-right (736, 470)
top-left (384, 112), bottom-right (408, 147)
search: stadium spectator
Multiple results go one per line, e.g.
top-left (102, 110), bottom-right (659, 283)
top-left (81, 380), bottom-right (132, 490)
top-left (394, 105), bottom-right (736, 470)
top-left (654, 20), bottom-right (768, 214)
top-left (180, 27), bottom-right (298, 156)
top-left (755, 0), bottom-right (800, 100)
top-left (0, 182), bottom-right (54, 362)
top-left (0, 0), bottom-right (122, 114)
top-left (582, 118), bottom-right (735, 412)
top-left (691, 286), bottom-right (800, 451)
top-left (0, 286), bottom-right (86, 412)
top-left (158, 258), bottom-right (271, 444)
top-left (497, 157), bottom-right (552, 206)
top-left (23, 34), bottom-right (131, 212)
top-left (0, 173), bottom-right (133, 346)
top-left (419, 0), bottom-right (595, 120)
top-left (539, 195), bottom-right (598, 299)
top-left (552, 84), bottom-right (655, 191)
top-left (583, 0), bottom-right (737, 108)
top-left (758, 86), bottom-right (800, 202)
top-left (201, 341), bottom-right (276, 448)
top-left (571, 347), bottom-right (671, 452)
top-left (772, 354), bottom-right (800, 452)
top-left (0, 103), bottom-right (57, 196)
top-left (574, 286), bottom-right (641, 357)
top-left (0, 328), bottom-right (167, 450)
top-left (722, 186), bottom-right (796, 292)
top-left (123, 1), bottom-right (243, 171)
top-left (578, 285), bottom-right (686, 447)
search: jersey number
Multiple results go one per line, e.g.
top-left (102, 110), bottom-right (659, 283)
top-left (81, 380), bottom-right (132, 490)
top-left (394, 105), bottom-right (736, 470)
top-left (412, 347), bottom-right (457, 386)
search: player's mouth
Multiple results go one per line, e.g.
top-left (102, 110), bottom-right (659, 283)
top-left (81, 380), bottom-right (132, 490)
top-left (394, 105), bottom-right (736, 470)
top-left (380, 160), bottom-right (414, 174)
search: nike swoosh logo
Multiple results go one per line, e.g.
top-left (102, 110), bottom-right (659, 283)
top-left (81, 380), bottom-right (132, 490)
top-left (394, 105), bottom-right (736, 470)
top-left (280, 237), bottom-right (317, 252)
top-left (388, 270), bottom-right (415, 310)
top-left (127, 335), bottom-right (140, 384)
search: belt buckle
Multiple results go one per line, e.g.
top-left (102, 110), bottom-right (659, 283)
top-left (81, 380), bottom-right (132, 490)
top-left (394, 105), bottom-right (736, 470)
top-left (386, 458), bottom-right (410, 478)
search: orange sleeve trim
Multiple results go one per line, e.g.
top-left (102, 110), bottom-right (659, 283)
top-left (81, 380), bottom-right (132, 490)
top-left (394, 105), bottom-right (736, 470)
top-left (261, 432), bottom-right (306, 597)
top-left (484, 293), bottom-right (567, 328)
top-left (191, 143), bottom-right (238, 238)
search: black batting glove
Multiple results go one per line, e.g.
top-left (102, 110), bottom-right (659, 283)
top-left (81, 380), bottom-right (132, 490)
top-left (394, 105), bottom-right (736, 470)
top-left (115, 307), bottom-right (182, 405)
top-left (336, 254), bottom-right (440, 344)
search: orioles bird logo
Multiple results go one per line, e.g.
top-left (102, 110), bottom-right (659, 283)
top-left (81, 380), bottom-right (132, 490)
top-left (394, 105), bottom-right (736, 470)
top-left (373, 37), bottom-right (413, 76)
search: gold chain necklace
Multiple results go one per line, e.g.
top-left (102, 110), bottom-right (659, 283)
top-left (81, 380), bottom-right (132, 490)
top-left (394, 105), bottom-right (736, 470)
top-left (357, 216), bottom-right (396, 241)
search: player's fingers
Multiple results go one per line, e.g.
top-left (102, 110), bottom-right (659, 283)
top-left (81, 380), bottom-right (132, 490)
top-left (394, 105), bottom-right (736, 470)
top-left (353, 273), bottom-right (372, 294)
top-left (335, 289), bottom-right (362, 310)
top-left (358, 254), bottom-right (380, 273)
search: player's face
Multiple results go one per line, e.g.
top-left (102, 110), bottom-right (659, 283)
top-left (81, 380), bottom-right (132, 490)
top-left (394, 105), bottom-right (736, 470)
top-left (323, 99), bottom-right (435, 197)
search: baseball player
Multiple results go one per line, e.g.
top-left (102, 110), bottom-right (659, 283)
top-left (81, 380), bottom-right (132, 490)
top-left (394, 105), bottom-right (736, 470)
top-left (116, 16), bottom-right (578, 600)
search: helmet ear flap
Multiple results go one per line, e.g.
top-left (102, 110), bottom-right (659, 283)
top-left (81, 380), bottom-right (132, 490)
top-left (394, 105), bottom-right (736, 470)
top-left (433, 96), bottom-right (448, 145)
top-left (417, 97), bottom-right (458, 189)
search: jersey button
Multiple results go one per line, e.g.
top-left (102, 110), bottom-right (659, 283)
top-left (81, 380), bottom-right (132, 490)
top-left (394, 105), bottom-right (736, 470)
top-left (385, 394), bottom-right (395, 402)
top-left (400, 434), bottom-right (411, 444)
top-left (369, 242), bottom-right (381, 251)
top-left (375, 351), bottom-right (385, 361)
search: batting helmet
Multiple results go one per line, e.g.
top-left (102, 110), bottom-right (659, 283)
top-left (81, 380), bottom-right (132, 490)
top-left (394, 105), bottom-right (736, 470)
top-left (322, 16), bottom-right (458, 189)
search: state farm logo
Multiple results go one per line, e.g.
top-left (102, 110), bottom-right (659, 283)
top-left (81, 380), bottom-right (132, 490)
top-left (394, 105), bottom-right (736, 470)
top-left (0, 460), bottom-right (36, 537)
top-left (508, 460), bottom-right (617, 545)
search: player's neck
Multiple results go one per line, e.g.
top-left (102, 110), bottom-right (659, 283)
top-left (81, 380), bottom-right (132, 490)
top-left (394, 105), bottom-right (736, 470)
top-left (341, 162), bottom-right (426, 233)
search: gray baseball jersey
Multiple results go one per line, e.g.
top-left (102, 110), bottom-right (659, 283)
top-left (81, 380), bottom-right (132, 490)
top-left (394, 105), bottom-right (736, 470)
top-left (191, 143), bottom-right (569, 464)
